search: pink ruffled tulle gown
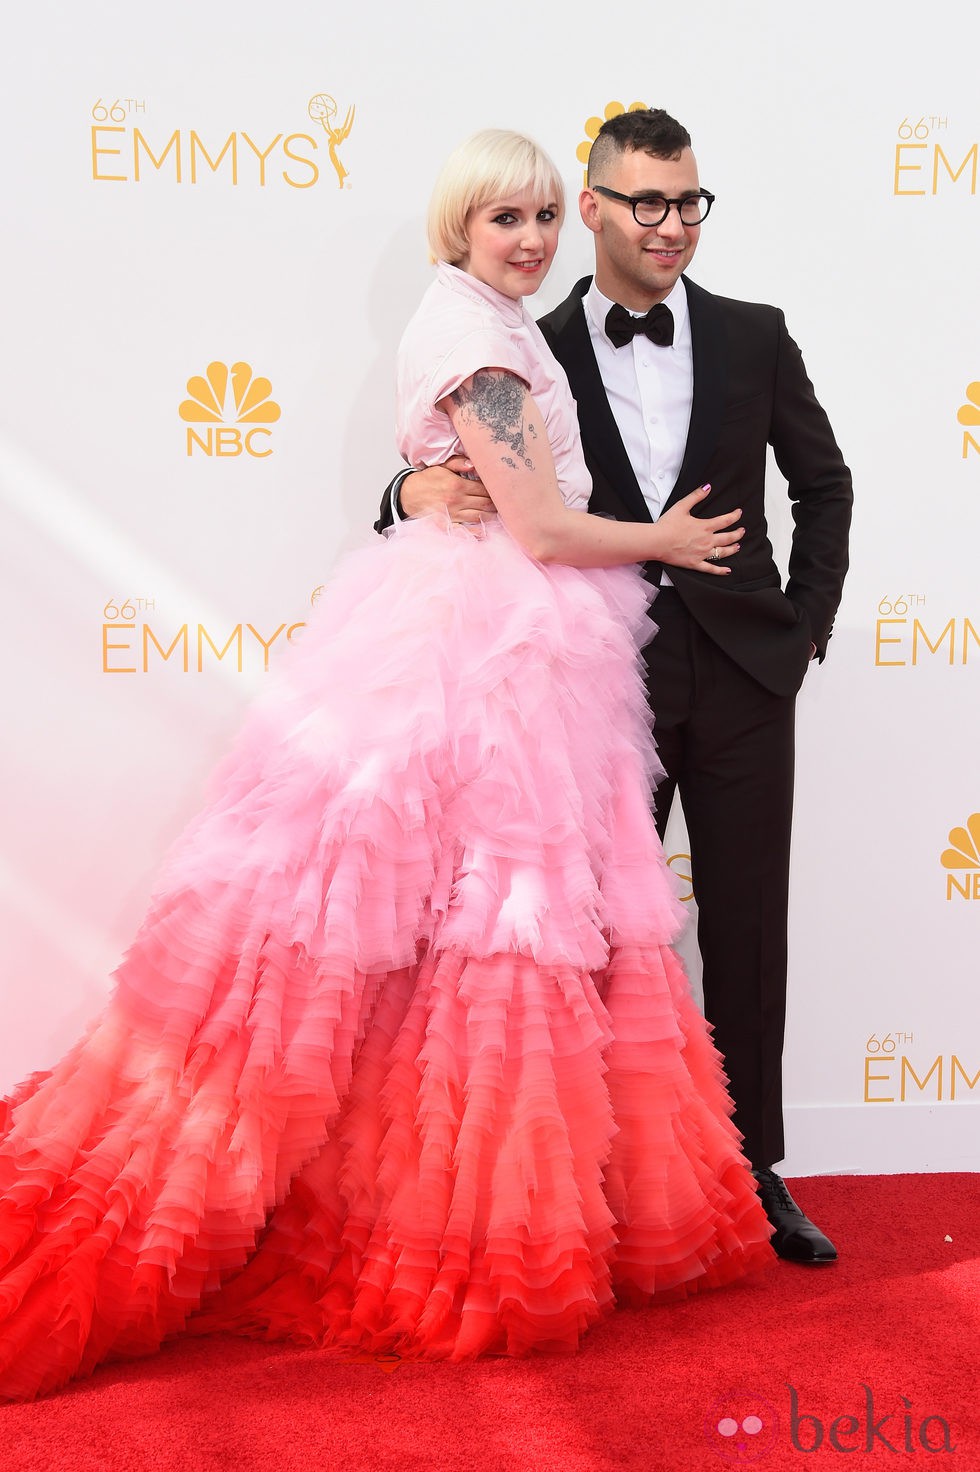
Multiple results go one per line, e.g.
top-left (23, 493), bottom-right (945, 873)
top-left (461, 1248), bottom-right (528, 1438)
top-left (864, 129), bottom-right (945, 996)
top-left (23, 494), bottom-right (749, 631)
top-left (0, 263), bottom-right (772, 1401)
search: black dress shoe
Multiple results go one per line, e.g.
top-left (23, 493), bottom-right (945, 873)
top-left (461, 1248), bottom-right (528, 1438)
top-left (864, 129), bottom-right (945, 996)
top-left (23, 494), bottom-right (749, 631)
top-left (752, 1169), bottom-right (838, 1264)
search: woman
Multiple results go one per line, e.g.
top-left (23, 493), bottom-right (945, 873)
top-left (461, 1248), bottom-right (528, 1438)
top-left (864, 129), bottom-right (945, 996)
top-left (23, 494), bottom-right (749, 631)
top-left (0, 131), bottom-right (770, 1401)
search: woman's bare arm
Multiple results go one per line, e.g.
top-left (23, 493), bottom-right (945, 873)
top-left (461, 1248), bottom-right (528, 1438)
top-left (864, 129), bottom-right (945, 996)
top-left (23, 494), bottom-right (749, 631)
top-left (439, 369), bottom-right (742, 572)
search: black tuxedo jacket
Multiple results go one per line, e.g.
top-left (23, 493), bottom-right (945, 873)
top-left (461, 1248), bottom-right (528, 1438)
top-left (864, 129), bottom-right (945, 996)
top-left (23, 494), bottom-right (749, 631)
top-left (538, 276), bottom-right (852, 697)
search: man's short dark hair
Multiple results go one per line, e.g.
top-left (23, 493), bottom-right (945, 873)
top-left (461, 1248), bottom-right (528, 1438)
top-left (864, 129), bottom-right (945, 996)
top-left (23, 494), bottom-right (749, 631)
top-left (587, 108), bottom-right (693, 185)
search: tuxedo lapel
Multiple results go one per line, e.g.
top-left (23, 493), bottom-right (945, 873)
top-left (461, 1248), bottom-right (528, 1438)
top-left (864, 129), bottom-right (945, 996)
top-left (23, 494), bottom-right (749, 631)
top-left (664, 277), bottom-right (728, 511)
top-left (539, 279), bottom-right (652, 524)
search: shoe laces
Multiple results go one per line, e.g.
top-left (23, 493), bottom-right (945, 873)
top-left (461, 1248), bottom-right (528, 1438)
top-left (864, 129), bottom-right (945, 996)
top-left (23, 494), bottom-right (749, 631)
top-left (755, 1169), bottom-right (795, 1211)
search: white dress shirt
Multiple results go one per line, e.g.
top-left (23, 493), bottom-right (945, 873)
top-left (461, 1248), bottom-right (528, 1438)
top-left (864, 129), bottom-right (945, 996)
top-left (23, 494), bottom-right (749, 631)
top-left (584, 277), bottom-right (694, 586)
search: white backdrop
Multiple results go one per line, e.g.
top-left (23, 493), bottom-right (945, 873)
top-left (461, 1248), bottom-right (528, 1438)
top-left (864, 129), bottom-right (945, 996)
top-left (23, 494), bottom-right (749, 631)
top-left (1, 0), bottom-right (977, 1175)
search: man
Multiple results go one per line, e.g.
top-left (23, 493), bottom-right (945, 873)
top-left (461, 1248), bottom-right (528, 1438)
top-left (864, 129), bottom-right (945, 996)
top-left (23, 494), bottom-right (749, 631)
top-left (377, 109), bottom-right (852, 1263)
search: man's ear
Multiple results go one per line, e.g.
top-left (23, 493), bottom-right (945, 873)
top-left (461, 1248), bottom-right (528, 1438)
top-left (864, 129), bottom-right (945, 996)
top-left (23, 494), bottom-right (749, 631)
top-left (578, 188), bottom-right (601, 236)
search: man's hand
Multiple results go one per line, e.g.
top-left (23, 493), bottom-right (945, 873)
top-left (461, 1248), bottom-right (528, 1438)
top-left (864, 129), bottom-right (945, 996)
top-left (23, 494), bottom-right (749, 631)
top-left (400, 456), bottom-right (497, 525)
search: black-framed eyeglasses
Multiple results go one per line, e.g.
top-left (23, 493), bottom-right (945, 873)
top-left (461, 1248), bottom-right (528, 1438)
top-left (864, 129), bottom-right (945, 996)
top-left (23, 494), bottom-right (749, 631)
top-left (592, 186), bottom-right (715, 227)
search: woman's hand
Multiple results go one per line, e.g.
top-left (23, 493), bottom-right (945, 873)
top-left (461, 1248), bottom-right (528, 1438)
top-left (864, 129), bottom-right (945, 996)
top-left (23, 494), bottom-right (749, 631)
top-left (654, 486), bottom-right (743, 574)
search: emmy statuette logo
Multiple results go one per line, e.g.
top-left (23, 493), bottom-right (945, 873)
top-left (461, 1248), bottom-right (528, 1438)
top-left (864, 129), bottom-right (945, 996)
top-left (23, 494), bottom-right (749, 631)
top-left (308, 93), bottom-right (355, 187)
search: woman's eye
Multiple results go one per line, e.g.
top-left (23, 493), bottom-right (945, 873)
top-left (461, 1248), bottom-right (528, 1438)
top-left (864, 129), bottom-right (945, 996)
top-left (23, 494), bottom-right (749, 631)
top-left (538, 209), bottom-right (556, 222)
top-left (492, 213), bottom-right (516, 225)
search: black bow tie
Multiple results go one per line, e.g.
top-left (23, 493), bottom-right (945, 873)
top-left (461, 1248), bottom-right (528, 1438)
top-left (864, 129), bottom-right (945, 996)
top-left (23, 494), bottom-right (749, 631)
top-left (605, 301), bottom-right (674, 349)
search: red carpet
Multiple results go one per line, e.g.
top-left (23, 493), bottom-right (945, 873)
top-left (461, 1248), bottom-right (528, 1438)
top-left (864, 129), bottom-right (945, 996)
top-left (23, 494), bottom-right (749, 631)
top-left (1, 1174), bottom-right (977, 1471)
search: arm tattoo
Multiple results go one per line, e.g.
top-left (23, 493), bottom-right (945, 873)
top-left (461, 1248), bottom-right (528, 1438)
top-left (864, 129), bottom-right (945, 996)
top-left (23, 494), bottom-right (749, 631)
top-left (448, 369), bottom-right (534, 469)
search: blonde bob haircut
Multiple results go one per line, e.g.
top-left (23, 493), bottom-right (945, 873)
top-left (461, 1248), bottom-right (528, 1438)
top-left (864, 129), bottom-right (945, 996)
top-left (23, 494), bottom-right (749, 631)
top-left (427, 129), bottom-right (565, 266)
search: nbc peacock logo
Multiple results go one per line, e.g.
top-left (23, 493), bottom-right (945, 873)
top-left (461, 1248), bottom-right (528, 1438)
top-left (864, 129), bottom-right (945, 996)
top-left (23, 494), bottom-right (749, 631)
top-left (958, 381), bottom-right (980, 460)
top-left (941, 812), bottom-right (980, 900)
top-left (576, 100), bottom-right (649, 184)
top-left (179, 361), bottom-right (281, 458)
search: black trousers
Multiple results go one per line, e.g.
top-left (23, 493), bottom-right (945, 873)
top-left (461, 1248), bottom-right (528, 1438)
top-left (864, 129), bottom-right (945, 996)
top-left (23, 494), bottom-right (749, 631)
top-left (644, 588), bottom-right (797, 1170)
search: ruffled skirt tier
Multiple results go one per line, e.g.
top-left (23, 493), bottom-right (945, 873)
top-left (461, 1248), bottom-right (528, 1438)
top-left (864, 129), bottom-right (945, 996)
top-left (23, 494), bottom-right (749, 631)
top-left (0, 517), bottom-right (771, 1399)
